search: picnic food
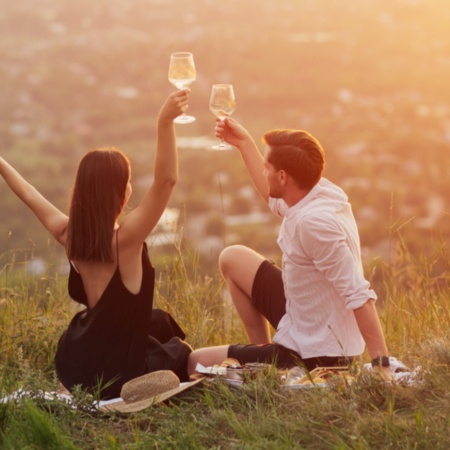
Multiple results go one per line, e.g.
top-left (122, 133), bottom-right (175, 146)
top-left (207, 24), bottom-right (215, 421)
top-left (282, 367), bottom-right (355, 386)
top-left (220, 358), bottom-right (240, 368)
top-left (225, 362), bottom-right (272, 382)
top-left (297, 377), bottom-right (325, 385)
top-left (218, 362), bottom-right (355, 387)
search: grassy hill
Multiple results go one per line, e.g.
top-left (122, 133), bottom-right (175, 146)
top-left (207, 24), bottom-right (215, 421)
top-left (1, 237), bottom-right (450, 448)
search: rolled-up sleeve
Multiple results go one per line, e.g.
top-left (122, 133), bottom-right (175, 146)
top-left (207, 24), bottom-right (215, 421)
top-left (299, 214), bottom-right (377, 310)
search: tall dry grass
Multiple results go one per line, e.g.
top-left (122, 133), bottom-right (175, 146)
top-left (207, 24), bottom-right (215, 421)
top-left (1, 233), bottom-right (450, 449)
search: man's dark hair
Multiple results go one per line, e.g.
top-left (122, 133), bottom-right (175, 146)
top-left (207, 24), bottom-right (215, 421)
top-left (263, 129), bottom-right (325, 190)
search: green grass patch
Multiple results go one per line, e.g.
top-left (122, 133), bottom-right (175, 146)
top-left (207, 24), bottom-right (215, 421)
top-left (1, 237), bottom-right (450, 448)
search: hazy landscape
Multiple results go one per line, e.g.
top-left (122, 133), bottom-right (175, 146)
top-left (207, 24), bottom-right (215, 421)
top-left (2, 0), bottom-right (450, 275)
top-left (1, 2), bottom-right (450, 448)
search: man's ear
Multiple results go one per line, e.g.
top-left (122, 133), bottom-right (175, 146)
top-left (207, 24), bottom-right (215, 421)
top-left (279, 169), bottom-right (288, 185)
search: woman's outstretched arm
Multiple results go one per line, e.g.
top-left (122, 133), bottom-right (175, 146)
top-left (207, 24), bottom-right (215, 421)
top-left (0, 157), bottom-right (68, 244)
top-left (120, 89), bottom-right (189, 244)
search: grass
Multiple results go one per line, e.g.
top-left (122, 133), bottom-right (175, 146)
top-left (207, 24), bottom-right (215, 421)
top-left (1, 235), bottom-right (450, 449)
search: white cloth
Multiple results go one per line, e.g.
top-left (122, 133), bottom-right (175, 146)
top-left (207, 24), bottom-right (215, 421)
top-left (270, 178), bottom-right (377, 359)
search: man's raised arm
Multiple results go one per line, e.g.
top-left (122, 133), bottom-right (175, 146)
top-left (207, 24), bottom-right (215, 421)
top-left (215, 117), bottom-right (269, 203)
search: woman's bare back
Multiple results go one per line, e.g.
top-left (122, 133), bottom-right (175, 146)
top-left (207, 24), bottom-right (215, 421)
top-left (71, 231), bottom-right (144, 309)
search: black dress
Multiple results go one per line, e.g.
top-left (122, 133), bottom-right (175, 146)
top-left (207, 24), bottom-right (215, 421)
top-left (55, 242), bottom-right (192, 399)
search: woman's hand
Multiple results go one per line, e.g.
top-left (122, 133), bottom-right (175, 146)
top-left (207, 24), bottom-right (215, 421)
top-left (0, 156), bottom-right (68, 244)
top-left (121, 89), bottom-right (184, 243)
top-left (158, 89), bottom-right (190, 125)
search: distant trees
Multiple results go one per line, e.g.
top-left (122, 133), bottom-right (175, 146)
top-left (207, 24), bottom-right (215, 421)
top-left (1, 0), bottom-right (450, 265)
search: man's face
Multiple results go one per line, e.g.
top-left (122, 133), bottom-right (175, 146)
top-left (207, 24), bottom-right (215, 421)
top-left (263, 146), bottom-right (283, 198)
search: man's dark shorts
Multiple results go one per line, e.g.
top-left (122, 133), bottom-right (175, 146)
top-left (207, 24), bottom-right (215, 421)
top-left (228, 260), bottom-right (353, 371)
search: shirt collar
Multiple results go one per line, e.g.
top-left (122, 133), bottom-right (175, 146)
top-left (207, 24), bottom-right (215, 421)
top-left (285, 179), bottom-right (324, 217)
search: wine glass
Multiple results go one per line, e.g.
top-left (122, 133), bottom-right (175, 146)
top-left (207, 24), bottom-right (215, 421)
top-left (209, 84), bottom-right (236, 150)
top-left (168, 52), bottom-right (196, 124)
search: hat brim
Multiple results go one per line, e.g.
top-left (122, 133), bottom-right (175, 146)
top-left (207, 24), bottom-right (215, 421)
top-left (99, 377), bottom-right (204, 413)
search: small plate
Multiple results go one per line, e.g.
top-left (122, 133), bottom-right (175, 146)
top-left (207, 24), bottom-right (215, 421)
top-left (224, 378), bottom-right (244, 388)
top-left (281, 382), bottom-right (327, 390)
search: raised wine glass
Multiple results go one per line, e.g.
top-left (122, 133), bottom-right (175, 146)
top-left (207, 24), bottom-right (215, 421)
top-left (209, 84), bottom-right (236, 150)
top-left (168, 52), bottom-right (196, 124)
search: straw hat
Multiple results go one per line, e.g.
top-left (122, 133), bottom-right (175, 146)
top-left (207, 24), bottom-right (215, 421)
top-left (100, 370), bottom-right (204, 413)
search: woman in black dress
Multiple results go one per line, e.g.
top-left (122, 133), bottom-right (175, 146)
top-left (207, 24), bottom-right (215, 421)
top-left (0, 89), bottom-right (192, 399)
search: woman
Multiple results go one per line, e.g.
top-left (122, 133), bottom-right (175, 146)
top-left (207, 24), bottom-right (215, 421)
top-left (0, 89), bottom-right (192, 399)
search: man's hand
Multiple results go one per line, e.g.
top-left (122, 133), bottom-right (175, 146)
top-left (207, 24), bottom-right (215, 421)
top-left (214, 117), bottom-right (253, 149)
top-left (372, 365), bottom-right (394, 381)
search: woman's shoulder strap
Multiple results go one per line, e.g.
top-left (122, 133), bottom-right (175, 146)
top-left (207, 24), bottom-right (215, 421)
top-left (115, 227), bottom-right (120, 267)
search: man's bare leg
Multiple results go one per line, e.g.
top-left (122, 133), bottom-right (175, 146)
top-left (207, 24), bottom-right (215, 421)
top-left (219, 245), bottom-right (271, 344)
top-left (187, 345), bottom-right (229, 376)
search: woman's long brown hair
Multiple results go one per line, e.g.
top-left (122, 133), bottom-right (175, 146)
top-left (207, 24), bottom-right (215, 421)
top-left (66, 148), bottom-right (130, 262)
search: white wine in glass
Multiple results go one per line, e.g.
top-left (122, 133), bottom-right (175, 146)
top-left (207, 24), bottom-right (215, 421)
top-left (168, 52), bottom-right (196, 124)
top-left (209, 84), bottom-right (236, 150)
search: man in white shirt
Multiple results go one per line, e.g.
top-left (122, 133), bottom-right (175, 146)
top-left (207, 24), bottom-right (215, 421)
top-left (187, 118), bottom-right (391, 376)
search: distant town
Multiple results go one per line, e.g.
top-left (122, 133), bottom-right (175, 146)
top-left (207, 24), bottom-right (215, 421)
top-left (1, 0), bottom-right (449, 277)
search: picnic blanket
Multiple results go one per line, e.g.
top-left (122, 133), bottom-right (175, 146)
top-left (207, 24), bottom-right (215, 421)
top-left (195, 356), bottom-right (421, 388)
top-left (0, 358), bottom-right (421, 410)
top-left (0, 388), bottom-right (128, 411)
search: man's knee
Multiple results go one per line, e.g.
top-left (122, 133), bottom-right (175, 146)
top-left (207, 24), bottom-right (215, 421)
top-left (219, 245), bottom-right (265, 289)
top-left (219, 245), bottom-right (251, 276)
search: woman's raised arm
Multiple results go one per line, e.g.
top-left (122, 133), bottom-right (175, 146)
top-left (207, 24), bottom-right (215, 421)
top-left (0, 157), bottom-right (68, 245)
top-left (120, 89), bottom-right (189, 244)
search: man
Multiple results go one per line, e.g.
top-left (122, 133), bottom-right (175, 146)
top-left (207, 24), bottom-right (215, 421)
top-left (187, 117), bottom-right (391, 376)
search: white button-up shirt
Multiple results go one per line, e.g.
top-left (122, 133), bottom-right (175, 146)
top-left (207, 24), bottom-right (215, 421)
top-left (270, 178), bottom-right (376, 359)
